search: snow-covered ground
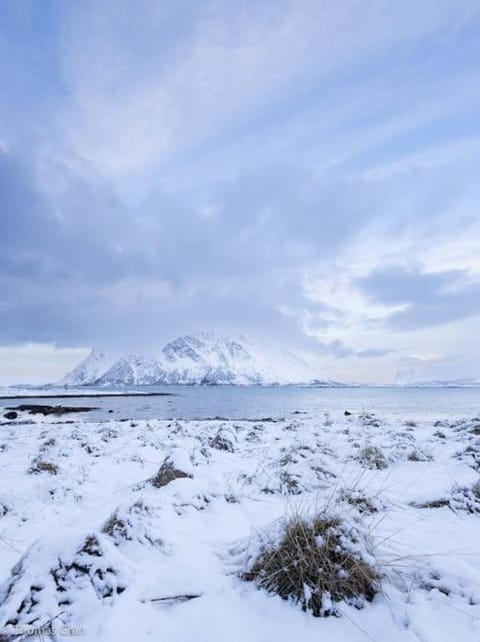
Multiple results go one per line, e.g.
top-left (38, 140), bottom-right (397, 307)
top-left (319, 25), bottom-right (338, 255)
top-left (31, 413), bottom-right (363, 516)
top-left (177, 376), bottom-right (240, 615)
top-left (0, 407), bottom-right (479, 641)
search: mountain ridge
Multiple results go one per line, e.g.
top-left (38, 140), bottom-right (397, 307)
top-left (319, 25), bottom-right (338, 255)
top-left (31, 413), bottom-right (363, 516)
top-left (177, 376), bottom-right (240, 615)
top-left (60, 332), bottom-right (320, 386)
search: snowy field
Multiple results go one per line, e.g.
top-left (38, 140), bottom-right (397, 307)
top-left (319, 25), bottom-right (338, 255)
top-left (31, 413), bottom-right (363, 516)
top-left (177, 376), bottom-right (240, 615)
top-left (1, 406), bottom-right (480, 641)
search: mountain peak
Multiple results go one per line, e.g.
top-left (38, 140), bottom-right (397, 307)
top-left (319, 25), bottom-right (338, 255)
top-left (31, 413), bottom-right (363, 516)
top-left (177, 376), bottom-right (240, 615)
top-left (60, 332), bottom-right (319, 386)
top-left (60, 348), bottom-right (114, 386)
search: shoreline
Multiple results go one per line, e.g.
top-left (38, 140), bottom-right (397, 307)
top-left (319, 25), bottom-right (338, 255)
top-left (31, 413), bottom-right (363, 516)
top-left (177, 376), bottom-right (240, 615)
top-left (0, 391), bottom-right (176, 400)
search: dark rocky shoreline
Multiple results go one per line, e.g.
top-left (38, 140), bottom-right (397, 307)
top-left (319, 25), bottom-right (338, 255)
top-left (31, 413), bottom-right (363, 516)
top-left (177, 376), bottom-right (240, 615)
top-left (0, 392), bottom-right (175, 400)
top-left (5, 404), bottom-right (98, 417)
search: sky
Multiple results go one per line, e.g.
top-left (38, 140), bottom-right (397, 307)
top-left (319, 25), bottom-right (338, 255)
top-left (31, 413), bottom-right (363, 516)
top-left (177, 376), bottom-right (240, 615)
top-left (1, 0), bottom-right (480, 385)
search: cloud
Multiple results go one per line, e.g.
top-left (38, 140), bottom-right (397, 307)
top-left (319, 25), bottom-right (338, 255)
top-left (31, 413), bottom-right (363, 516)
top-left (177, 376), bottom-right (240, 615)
top-left (356, 266), bottom-right (480, 330)
top-left (361, 137), bottom-right (480, 179)
top-left (0, 150), bottom-right (379, 349)
top-left (54, 0), bottom-right (480, 183)
top-left (394, 353), bottom-right (480, 383)
top-left (357, 348), bottom-right (395, 358)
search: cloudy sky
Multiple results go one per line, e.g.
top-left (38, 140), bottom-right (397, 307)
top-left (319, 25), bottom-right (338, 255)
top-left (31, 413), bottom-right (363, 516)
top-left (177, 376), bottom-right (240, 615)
top-left (1, 0), bottom-right (480, 384)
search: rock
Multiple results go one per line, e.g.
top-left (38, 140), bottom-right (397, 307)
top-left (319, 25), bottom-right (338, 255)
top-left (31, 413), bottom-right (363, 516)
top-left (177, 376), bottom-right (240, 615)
top-left (3, 411), bottom-right (18, 420)
top-left (5, 404), bottom-right (97, 416)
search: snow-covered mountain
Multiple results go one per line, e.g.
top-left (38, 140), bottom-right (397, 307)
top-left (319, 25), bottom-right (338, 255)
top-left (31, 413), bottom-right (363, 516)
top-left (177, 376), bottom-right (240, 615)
top-left (394, 368), bottom-right (480, 387)
top-left (60, 332), bottom-right (318, 386)
top-left (158, 331), bottom-right (316, 385)
top-left (61, 349), bottom-right (115, 386)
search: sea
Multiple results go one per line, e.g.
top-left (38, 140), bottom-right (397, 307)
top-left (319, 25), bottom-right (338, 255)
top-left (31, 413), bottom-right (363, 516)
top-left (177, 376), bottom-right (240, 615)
top-left (1, 385), bottom-right (480, 423)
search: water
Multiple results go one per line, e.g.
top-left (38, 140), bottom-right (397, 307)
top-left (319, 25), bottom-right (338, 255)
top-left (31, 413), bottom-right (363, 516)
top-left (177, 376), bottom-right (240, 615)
top-left (1, 385), bottom-right (480, 423)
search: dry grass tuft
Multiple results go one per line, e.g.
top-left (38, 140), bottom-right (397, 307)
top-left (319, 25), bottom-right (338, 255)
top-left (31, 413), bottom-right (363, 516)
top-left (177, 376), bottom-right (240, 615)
top-left (101, 500), bottom-right (160, 546)
top-left (339, 489), bottom-right (379, 514)
top-left (358, 446), bottom-right (388, 470)
top-left (407, 450), bottom-right (422, 462)
top-left (210, 430), bottom-right (235, 452)
top-left (151, 457), bottom-right (192, 488)
top-left (28, 459), bottom-right (59, 475)
top-left (413, 498), bottom-right (450, 509)
top-left (279, 471), bottom-right (302, 495)
top-left (243, 514), bottom-right (379, 616)
top-left (102, 513), bottom-right (126, 538)
top-left (414, 479), bottom-right (480, 513)
top-left (472, 479), bottom-right (480, 497)
top-left (451, 480), bottom-right (480, 514)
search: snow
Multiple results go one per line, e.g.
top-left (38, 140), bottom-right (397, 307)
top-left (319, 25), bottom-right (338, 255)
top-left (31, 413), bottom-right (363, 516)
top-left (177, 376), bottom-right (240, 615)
top-left (0, 405), bottom-right (479, 641)
top-left (97, 354), bottom-right (166, 386)
top-left (60, 332), bottom-right (319, 386)
top-left (159, 331), bottom-right (317, 385)
top-left (60, 349), bottom-right (116, 386)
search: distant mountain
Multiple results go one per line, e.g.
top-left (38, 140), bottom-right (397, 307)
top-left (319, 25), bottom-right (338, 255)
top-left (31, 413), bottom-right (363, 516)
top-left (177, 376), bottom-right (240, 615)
top-left (394, 369), bottom-right (480, 387)
top-left (60, 331), bottom-right (319, 386)
top-left (395, 378), bottom-right (480, 388)
top-left (61, 349), bottom-right (114, 386)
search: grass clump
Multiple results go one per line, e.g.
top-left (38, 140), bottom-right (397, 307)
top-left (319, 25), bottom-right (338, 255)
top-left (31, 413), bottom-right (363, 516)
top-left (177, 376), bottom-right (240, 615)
top-left (102, 513), bottom-right (126, 538)
top-left (450, 479), bottom-right (480, 514)
top-left (358, 446), bottom-right (388, 470)
top-left (28, 459), bottom-right (59, 475)
top-left (0, 532), bottom-right (126, 634)
top-left (407, 449), bottom-right (432, 462)
top-left (414, 479), bottom-right (480, 513)
top-left (102, 501), bottom-right (160, 546)
top-left (473, 479), bottom-right (480, 497)
top-left (279, 471), bottom-right (302, 495)
top-left (151, 456), bottom-right (192, 488)
top-left (413, 498), bottom-right (450, 509)
top-left (210, 429), bottom-right (236, 452)
top-left (339, 489), bottom-right (380, 514)
top-left (243, 514), bottom-right (379, 617)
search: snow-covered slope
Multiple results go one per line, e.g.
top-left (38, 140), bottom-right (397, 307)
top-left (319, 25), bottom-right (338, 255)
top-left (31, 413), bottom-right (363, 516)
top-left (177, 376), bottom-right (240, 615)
top-left (61, 349), bottom-right (114, 386)
top-left (61, 332), bottom-right (318, 386)
top-left (158, 331), bottom-right (316, 385)
top-left (96, 354), bottom-right (167, 386)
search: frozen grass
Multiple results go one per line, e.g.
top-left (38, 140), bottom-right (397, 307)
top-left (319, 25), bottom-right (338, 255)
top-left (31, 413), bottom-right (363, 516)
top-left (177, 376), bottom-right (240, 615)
top-left (412, 479), bottom-right (480, 513)
top-left (243, 512), bottom-right (379, 616)
top-left (0, 532), bottom-right (127, 635)
top-left (357, 446), bottom-right (389, 470)
top-left (210, 429), bottom-right (236, 452)
top-left (150, 456), bottom-right (192, 488)
top-left (338, 488), bottom-right (380, 514)
top-left (102, 501), bottom-right (161, 546)
top-left (27, 459), bottom-right (59, 475)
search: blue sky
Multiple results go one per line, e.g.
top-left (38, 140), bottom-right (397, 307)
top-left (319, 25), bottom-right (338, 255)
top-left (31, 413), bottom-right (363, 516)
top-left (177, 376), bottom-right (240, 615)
top-left (1, 0), bottom-right (480, 384)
